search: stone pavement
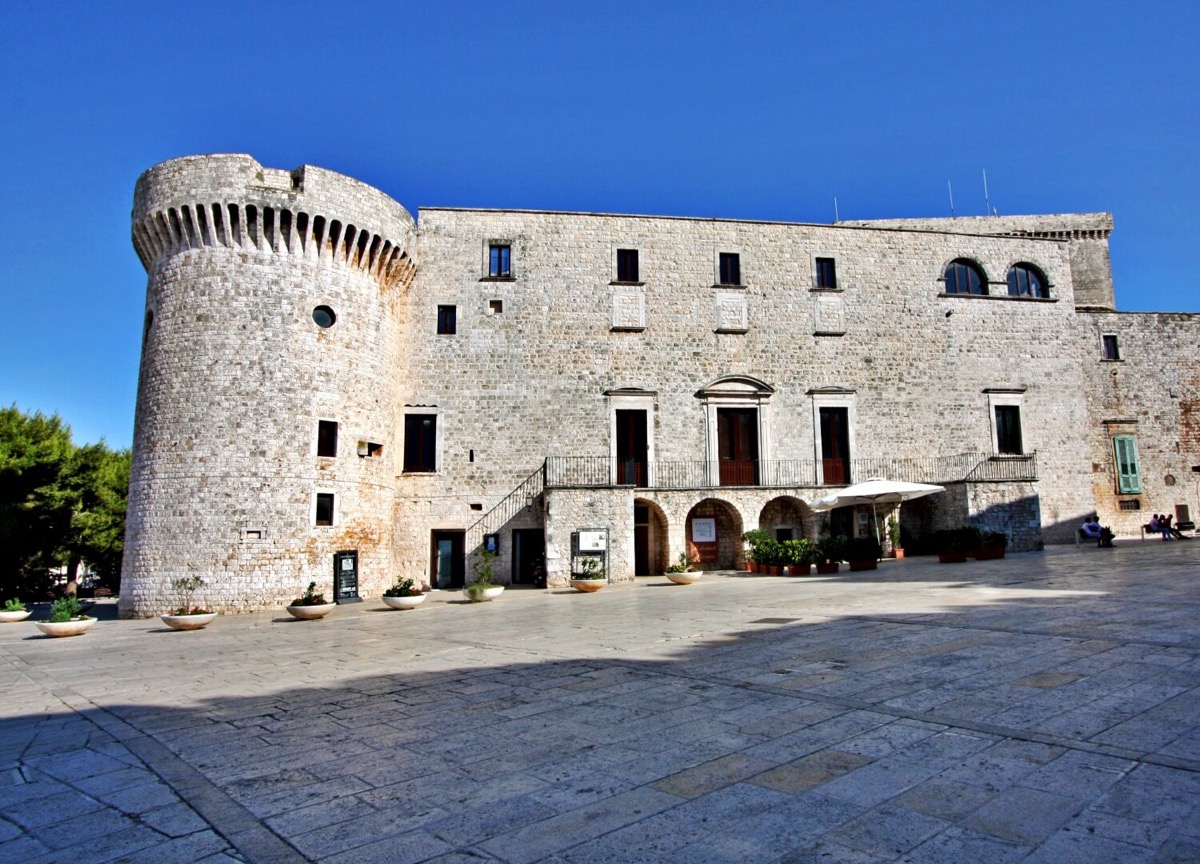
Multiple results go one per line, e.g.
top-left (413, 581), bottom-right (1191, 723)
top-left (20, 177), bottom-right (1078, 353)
top-left (2, 542), bottom-right (1199, 863)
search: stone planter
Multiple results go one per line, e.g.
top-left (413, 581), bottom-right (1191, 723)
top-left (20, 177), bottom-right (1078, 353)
top-left (286, 602), bottom-right (337, 620)
top-left (570, 578), bottom-right (606, 592)
top-left (382, 594), bottom-right (427, 610)
top-left (35, 617), bottom-right (95, 637)
top-left (0, 609), bottom-right (32, 623)
top-left (161, 612), bottom-right (217, 631)
top-left (464, 585), bottom-right (505, 602)
top-left (665, 571), bottom-right (700, 585)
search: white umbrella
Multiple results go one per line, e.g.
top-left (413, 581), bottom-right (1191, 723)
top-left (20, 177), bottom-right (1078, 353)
top-left (809, 477), bottom-right (946, 546)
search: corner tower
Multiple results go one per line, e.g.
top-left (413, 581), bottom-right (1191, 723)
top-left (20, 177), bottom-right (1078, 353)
top-left (123, 155), bottom-right (416, 616)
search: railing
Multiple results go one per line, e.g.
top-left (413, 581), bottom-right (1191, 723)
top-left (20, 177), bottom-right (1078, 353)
top-left (465, 465), bottom-right (545, 552)
top-left (544, 452), bottom-right (1038, 490)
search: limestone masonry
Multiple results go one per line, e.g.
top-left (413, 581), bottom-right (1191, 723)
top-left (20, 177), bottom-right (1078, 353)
top-left (120, 154), bottom-right (1200, 616)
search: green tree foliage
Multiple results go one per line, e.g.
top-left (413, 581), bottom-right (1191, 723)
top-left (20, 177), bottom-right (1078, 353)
top-left (0, 406), bottom-right (130, 598)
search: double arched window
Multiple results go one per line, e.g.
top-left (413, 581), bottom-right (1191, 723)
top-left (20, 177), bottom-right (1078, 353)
top-left (1006, 263), bottom-right (1048, 298)
top-left (943, 259), bottom-right (986, 295)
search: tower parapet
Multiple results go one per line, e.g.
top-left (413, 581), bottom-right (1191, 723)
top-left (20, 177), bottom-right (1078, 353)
top-left (122, 155), bottom-right (415, 617)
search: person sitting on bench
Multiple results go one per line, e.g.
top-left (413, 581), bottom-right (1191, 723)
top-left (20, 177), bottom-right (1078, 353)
top-left (1080, 519), bottom-right (1102, 542)
top-left (1164, 514), bottom-right (1189, 540)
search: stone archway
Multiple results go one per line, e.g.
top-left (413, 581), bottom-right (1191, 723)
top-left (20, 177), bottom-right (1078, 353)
top-left (634, 498), bottom-right (669, 575)
top-left (685, 498), bottom-right (745, 570)
top-left (759, 496), bottom-right (816, 542)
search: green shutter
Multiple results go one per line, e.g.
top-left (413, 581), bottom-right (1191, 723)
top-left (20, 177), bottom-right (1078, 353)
top-left (1114, 436), bottom-right (1142, 494)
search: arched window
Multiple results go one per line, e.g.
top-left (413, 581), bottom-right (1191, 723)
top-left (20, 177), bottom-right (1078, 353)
top-left (1006, 263), bottom-right (1048, 298)
top-left (943, 259), bottom-right (986, 295)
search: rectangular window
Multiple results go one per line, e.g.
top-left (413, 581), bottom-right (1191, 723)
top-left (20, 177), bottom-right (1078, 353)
top-left (719, 252), bottom-right (741, 285)
top-left (1118, 499), bottom-right (1141, 511)
top-left (1102, 334), bottom-right (1120, 360)
top-left (403, 414), bottom-right (437, 473)
top-left (317, 420), bottom-right (338, 458)
top-left (315, 493), bottom-right (334, 526)
top-left (488, 244), bottom-right (511, 278)
top-left (616, 248), bottom-right (639, 283)
top-left (1114, 435), bottom-right (1142, 494)
top-left (815, 257), bottom-right (837, 290)
top-left (995, 406), bottom-right (1023, 455)
top-left (437, 305), bottom-right (457, 334)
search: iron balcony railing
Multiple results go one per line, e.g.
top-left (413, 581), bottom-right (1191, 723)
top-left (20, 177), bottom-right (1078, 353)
top-left (543, 452), bottom-right (1037, 490)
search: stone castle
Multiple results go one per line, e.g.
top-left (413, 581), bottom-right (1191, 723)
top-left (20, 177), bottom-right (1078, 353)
top-left (120, 154), bottom-right (1200, 616)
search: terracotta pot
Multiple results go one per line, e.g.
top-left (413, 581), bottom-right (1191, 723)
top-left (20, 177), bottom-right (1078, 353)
top-left (767, 565), bottom-right (782, 575)
top-left (848, 559), bottom-right (878, 572)
top-left (286, 602), bottom-right (337, 619)
top-left (938, 552), bottom-right (968, 564)
top-left (815, 562), bottom-right (840, 575)
top-left (570, 579), bottom-right (605, 593)
top-left (894, 548), bottom-right (905, 559)
top-left (35, 617), bottom-right (96, 637)
top-left (161, 612), bottom-right (217, 630)
top-left (787, 565), bottom-right (811, 576)
top-left (0, 609), bottom-right (32, 623)
top-left (382, 594), bottom-right (427, 610)
top-left (974, 546), bottom-right (1006, 560)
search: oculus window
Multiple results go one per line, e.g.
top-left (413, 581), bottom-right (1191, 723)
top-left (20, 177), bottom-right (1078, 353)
top-left (944, 259), bottom-right (987, 295)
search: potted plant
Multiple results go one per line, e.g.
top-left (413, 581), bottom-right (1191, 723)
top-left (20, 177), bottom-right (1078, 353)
top-left (570, 556), bottom-right (607, 592)
top-left (934, 528), bottom-right (970, 563)
top-left (35, 595), bottom-right (95, 637)
top-left (758, 538), bottom-right (784, 575)
top-left (742, 529), bottom-right (770, 573)
top-left (464, 550), bottom-right (505, 602)
top-left (382, 578), bottom-right (426, 609)
top-left (815, 533), bottom-right (846, 574)
top-left (286, 581), bottom-right (337, 619)
top-left (665, 551), bottom-right (701, 584)
top-left (845, 536), bottom-right (882, 571)
top-left (782, 539), bottom-right (816, 576)
top-left (0, 598), bottom-right (32, 623)
top-left (887, 517), bottom-right (904, 559)
top-left (976, 531), bottom-right (1008, 560)
top-left (161, 576), bottom-right (217, 630)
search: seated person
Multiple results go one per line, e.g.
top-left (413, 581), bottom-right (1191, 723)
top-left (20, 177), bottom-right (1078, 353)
top-left (1147, 515), bottom-right (1162, 536)
top-left (1080, 519), bottom-right (1102, 540)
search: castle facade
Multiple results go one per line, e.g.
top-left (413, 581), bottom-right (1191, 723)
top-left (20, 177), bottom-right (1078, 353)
top-left (120, 154), bottom-right (1199, 616)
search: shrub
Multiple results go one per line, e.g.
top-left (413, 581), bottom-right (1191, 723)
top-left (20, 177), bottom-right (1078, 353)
top-left (292, 581), bottom-right (328, 606)
top-left (781, 538), bottom-right (816, 567)
top-left (48, 595), bottom-right (83, 623)
top-left (383, 579), bottom-right (422, 598)
top-left (845, 536), bottom-right (882, 561)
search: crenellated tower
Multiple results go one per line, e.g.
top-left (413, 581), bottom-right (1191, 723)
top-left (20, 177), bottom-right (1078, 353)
top-left (122, 154), bottom-right (416, 616)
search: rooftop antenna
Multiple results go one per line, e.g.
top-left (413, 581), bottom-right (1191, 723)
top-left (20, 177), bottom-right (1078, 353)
top-left (982, 169), bottom-right (992, 216)
top-left (948, 181), bottom-right (955, 217)
top-left (833, 196), bottom-right (840, 222)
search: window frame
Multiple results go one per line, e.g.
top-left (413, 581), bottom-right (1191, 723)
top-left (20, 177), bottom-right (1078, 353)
top-left (487, 242), bottom-right (512, 279)
top-left (986, 390), bottom-right (1026, 457)
top-left (1006, 262), bottom-right (1049, 299)
top-left (402, 412), bottom-right (439, 474)
top-left (1102, 333), bottom-right (1121, 361)
top-left (316, 419), bottom-right (338, 458)
top-left (814, 256), bottom-right (838, 291)
top-left (437, 305), bottom-right (457, 335)
top-left (1113, 435), bottom-right (1142, 494)
top-left (943, 259), bottom-right (988, 296)
top-left (314, 491), bottom-right (336, 527)
top-left (717, 250), bottom-right (742, 287)
top-left (994, 405), bottom-right (1024, 455)
top-left (614, 247), bottom-right (642, 284)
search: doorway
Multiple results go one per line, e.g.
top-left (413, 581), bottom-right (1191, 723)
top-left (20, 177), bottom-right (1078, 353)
top-left (511, 529), bottom-right (544, 586)
top-left (616, 409), bottom-right (648, 485)
top-left (717, 407), bottom-right (758, 486)
top-left (820, 407), bottom-right (850, 485)
top-left (430, 531), bottom-right (465, 589)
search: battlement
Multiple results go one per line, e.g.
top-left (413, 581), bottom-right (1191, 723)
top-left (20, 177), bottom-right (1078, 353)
top-left (132, 154), bottom-right (417, 290)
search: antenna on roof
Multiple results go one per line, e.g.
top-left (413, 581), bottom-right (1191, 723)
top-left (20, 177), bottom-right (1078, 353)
top-left (982, 169), bottom-right (992, 216)
top-left (833, 196), bottom-right (840, 222)
top-left (948, 181), bottom-right (955, 217)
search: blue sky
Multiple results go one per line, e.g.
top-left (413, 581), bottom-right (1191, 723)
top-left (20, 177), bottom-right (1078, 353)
top-left (2, 1), bottom-right (1197, 448)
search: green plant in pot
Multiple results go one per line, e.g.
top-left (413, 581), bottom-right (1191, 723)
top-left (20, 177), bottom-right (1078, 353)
top-left (887, 516), bottom-right (904, 558)
top-left (161, 576), bottom-right (217, 630)
top-left (815, 532), bottom-right (846, 573)
top-left (0, 598), bottom-right (32, 623)
top-left (570, 556), bottom-right (607, 591)
top-left (845, 536), bottom-right (882, 571)
top-left (742, 529), bottom-right (770, 572)
top-left (933, 528), bottom-right (972, 563)
top-left (465, 550), bottom-right (504, 601)
top-left (383, 578), bottom-right (427, 609)
top-left (977, 531), bottom-right (1009, 559)
top-left (286, 581), bottom-right (337, 619)
top-left (35, 595), bottom-right (95, 637)
top-left (782, 538), bottom-right (816, 575)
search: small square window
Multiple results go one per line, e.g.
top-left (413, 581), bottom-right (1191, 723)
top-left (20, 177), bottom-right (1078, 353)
top-left (719, 253), bottom-right (741, 286)
top-left (488, 299), bottom-right (503, 315)
top-left (816, 257), bottom-right (837, 290)
top-left (489, 244), bottom-right (511, 278)
top-left (616, 248), bottom-right (639, 283)
top-left (315, 492), bottom-right (335, 526)
top-left (317, 420), bottom-right (338, 458)
top-left (1102, 334), bottom-right (1120, 361)
top-left (437, 305), bottom-right (457, 334)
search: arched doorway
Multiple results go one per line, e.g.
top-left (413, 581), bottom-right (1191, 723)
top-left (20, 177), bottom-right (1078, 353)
top-left (634, 498), bottom-right (669, 575)
top-left (758, 496), bottom-right (815, 542)
top-left (685, 499), bottom-right (745, 570)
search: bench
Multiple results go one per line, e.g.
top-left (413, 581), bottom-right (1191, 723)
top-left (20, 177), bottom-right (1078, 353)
top-left (1141, 521), bottom-right (1195, 540)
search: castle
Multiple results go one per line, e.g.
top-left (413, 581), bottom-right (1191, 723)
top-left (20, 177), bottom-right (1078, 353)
top-left (119, 154), bottom-right (1200, 616)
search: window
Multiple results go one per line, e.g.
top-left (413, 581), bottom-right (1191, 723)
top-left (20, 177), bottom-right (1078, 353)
top-left (815, 257), bottom-right (837, 290)
top-left (1118, 499), bottom-right (1141, 511)
top-left (718, 252), bottom-right (741, 286)
top-left (317, 420), bottom-right (338, 457)
top-left (437, 305), bottom-right (457, 334)
top-left (312, 305), bottom-right (336, 328)
top-left (488, 299), bottom-right (503, 315)
top-left (994, 405), bottom-right (1023, 455)
top-left (488, 244), bottom-right (511, 278)
top-left (1006, 263), bottom-right (1048, 298)
top-left (403, 414), bottom-right (437, 473)
top-left (1114, 436), bottom-right (1142, 494)
top-left (616, 248), bottom-right (639, 283)
top-left (315, 493), bottom-right (334, 526)
top-left (1102, 334), bottom-right (1120, 361)
top-left (944, 259), bottom-right (987, 295)
top-left (358, 440), bottom-right (383, 458)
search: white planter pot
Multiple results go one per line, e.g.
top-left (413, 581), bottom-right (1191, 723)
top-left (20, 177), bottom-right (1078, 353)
top-left (161, 612), bottom-right (218, 630)
top-left (463, 585), bottom-right (505, 602)
top-left (0, 609), bottom-right (32, 623)
top-left (666, 572), bottom-right (701, 585)
top-left (382, 594), bottom-right (427, 610)
top-left (35, 617), bottom-right (96, 637)
top-left (570, 579), bottom-right (605, 592)
top-left (286, 602), bottom-right (337, 620)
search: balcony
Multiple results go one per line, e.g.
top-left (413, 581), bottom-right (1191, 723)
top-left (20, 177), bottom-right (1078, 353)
top-left (544, 453), bottom-right (1038, 490)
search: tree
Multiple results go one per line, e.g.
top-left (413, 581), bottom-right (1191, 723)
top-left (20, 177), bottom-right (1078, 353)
top-left (62, 443), bottom-right (132, 594)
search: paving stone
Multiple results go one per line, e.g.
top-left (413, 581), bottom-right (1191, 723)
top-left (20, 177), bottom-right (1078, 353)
top-left (962, 785), bottom-right (1085, 845)
top-left (749, 749), bottom-right (873, 794)
top-left (651, 753), bottom-right (775, 798)
top-left (893, 777), bottom-right (997, 821)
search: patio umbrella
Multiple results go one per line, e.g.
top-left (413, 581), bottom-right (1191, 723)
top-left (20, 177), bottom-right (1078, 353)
top-left (809, 477), bottom-right (946, 545)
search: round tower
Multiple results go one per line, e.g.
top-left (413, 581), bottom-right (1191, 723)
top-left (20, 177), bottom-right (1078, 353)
top-left (122, 154), bottom-right (416, 616)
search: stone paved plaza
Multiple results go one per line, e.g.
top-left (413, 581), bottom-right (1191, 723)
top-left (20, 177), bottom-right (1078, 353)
top-left (2, 543), bottom-right (1199, 863)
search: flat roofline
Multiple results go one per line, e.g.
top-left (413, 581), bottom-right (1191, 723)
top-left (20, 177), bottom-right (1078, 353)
top-left (415, 206), bottom-right (1074, 242)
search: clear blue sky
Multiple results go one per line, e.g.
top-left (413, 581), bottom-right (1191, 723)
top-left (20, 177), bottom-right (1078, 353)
top-left (2, 1), bottom-right (1197, 448)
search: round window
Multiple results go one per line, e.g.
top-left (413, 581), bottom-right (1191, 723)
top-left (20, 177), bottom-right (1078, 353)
top-left (312, 305), bottom-right (336, 328)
